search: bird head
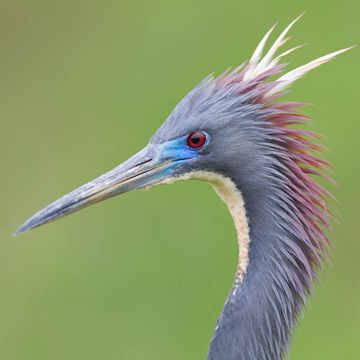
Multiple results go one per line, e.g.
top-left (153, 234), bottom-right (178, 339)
top-left (15, 76), bottom-right (271, 235)
top-left (15, 16), bottom-right (351, 235)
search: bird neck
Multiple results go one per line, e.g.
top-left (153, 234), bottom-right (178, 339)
top-left (206, 174), bottom-right (307, 360)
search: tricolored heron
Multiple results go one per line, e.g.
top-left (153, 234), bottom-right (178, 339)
top-left (16, 16), bottom-right (351, 360)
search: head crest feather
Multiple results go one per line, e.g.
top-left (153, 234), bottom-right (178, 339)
top-left (216, 15), bottom-right (353, 98)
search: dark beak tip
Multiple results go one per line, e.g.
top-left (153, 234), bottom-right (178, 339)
top-left (13, 230), bottom-right (22, 237)
top-left (13, 224), bottom-right (29, 237)
top-left (13, 219), bottom-right (38, 237)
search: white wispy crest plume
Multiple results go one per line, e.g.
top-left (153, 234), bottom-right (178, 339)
top-left (248, 24), bottom-right (276, 65)
top-left (269, 47), bottom-right (354, 95)
top-left (242, 14), bottom-right (354, 96)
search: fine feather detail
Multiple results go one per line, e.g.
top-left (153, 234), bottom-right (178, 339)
top-left (202, 17), bottom-right (353, 359)
top-left (227, 14), bottom-right (353, 96)
top-left (244, 14), bottom-right (304, 81)
top-left (211, 16), bottom-right (352, 289)
top-left (271, 47), bottom-right (353, 95)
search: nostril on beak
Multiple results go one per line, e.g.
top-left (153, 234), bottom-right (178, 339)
top-left (133, 158), bottom-right (153, 168)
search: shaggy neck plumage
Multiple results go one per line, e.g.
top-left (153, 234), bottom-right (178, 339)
top-left (157, 18), bottom-right (338, 359)
top-left (207, 172), bottom-right (313, 360)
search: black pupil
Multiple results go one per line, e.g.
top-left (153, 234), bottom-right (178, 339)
top-left (191, 136), bottom-right (200, 144)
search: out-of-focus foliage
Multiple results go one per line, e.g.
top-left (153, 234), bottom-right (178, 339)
top-left (0, 1), bottom-right (359, 359)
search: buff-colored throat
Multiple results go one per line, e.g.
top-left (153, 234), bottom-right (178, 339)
top-left (157, 171), bottom-right (250, 284)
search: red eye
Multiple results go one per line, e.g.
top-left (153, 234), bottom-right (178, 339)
top-left (186, 131), bottom-right (207, 149)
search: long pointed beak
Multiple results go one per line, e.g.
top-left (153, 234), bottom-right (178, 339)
top-left (15, 144), bottom-right (189, 235)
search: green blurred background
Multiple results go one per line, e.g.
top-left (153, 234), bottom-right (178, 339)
top-left (1, 1), bottom-right (359, 359)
